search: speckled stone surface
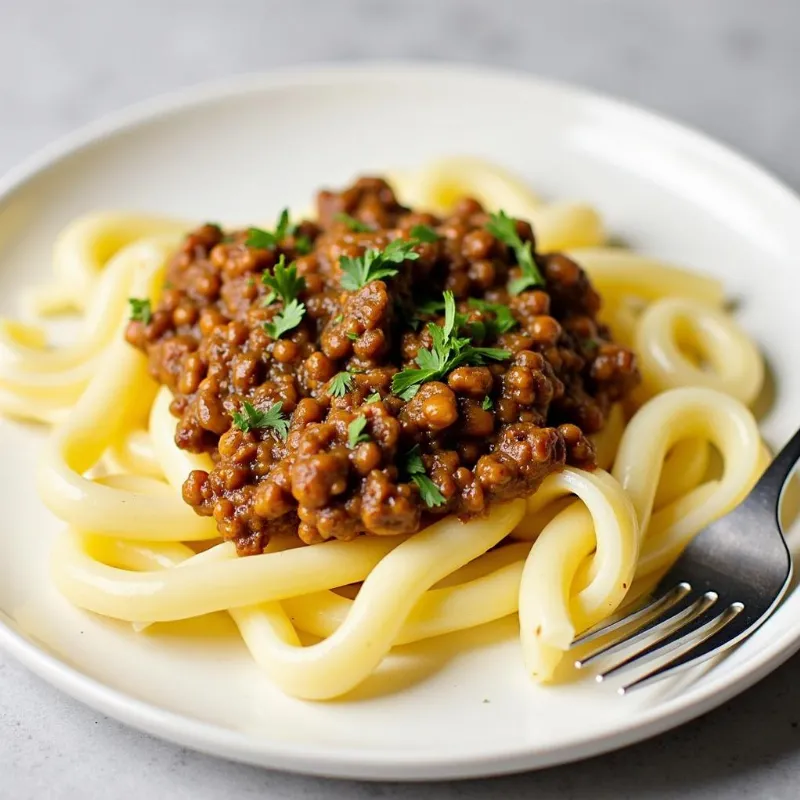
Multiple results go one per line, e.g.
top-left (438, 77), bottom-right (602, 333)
top-left (2, 1), bottom-right (800, 797)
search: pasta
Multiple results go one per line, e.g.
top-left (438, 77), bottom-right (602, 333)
top-left (0, 158), bottom-right (768, 699)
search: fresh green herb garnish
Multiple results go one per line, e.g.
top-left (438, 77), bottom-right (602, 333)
top-left (340, 238), bottom-right (420, 291)
top-left (347, 415), bottom-right (370, 448)
top-left (481, 396), bottom-right (493, 411)
top-left (404, 445), bottom-right (446, 508)
top-left (346, 331), bottom-right (359, 341)
top-left (485, 210), bottom-right (545, 295)
top-left (365, 392), bottom-right (381, 404)
top-left (391, 291), bottom-right (511, 400)
top-left (231, 401), bottom-right (290, 439)
top-left (335, 212), bottom-right (372, 233)
top-left (262, 254), bottom-right (306, 306)
top-left (332, 313), bottom-right (344, 325)
top-left (327, 371), bottom-right (355, 398)
top-left (260, 255), bottom-right (306, 338)
top-left (415, 297), bottom-right (447, 315)
top-left (246, 227), bottom-right (279, 250)
top-left (264, 300), bottom-right (305, 340)
top-left (295, 235), bottom-right (313, 254)
top-left (128, 297), bottom-right (152, 325)
top-left (409, 224), bottom-right (440, 243)
top-left (583, 337), bottom-right (601, 352)
top-left (246, 207), bottom-right (294, 250)
top-left (260, 254), bottom-right (306, 339)
top-left (467, 298), bottom-right (518, 336)
top-left (410, 296), bottom-right (447, 330)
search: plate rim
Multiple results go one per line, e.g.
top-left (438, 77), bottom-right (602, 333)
top-left (2, 60), bottom-right (800, 781)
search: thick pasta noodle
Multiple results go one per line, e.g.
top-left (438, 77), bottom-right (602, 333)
top-left (0, 159), bottom-right (768, 698)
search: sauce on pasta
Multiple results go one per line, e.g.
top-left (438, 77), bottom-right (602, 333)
top-left (124, 177), bottom-right (638, 554)
top-left (0, 158), bottom-right (767, 699)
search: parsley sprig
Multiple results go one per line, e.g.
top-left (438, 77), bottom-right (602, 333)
top-left (404, 446), bottom-right (446, 508)
top-left (246, 208), bottom-right (295, 250)
top-left (295, 235), bottom-right (313, 254)
top-left (262, 255), bottom-right (306, 339)
top-left (128, 297), bottom-right (152, 325)
top-left (391, 291), bottom-right (511, 400)
top-left (231, 401), bottom-right (290, 439)
top-left (347, 415), bottom-right (370, 448)
top-left (340, 238), bottom-right (420, 291)
top-left (262, 254), bottom-right (306, 305)
top-left (485, 210), bottom-right (545, 295)
top-left (466, 298), bottom-right (518, 337)
top-left (335, 212), bottom-right (372, 233)
top-left (327, 371), bottom-right (355, 398)
top-left (264, 300), bottom-right (305, 340)
top-left (409, 224), bottom-right (440, 243)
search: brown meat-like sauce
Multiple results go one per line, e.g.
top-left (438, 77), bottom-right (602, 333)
top-left (126, 177), bottom-right (639, 555)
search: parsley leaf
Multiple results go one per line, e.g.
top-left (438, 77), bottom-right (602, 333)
top-left (404, 445), bottom-right (446, 508)
top-left (335, 212), bottom-right (372, 232)
top-left (346, 331), bottom-right (359, 341)
top-left (262, 254), bottom-right (306, 306)
top-left (365, 392), bottom-right (381, 404)
top-left (246, 207), bottom-right (294, 250)
top-left (295, 235), bottom-right (313, 254)
top-left (409, 224), bottom-right (440, 243)
top-left (332, 313), bottom-right (344, 325)
top-left (274, 208), bottom-right (292, 240)
top-left (485, 210), bottom-right (545, 294)
top-left (583, 337), bottom-right (601, 352)
top-left (128, 297), bottom-right (152, 325)
top-left (347, 415), bottom-right (370, 448)
top-left (264, 299), bottom-right (305, 339)
top-left (382, 238), bottom-right (422, 264)
top-left (391, 291), bottom-right (511, 400)
top-left (231, 401), bottom-right (290, 439)
top-left (481, 396), bottom-right (493, 411)
top-left (339, 238), bottom-right (420, 291)
top-left (410, 296), bottom-right (447, 330)
top-left (467, 298), bottom-right (518, 335)
top-left (246, 227), bottom-right (279, 250)
top-left (415, 297), bottom-right (446, 315)
top-left (327, 371), bottom-right (355, 398)
top-left (260, 255), bottom-right (306, 339)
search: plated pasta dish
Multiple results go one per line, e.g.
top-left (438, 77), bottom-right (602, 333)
top-left (0, 158), bottom-right (767, 700)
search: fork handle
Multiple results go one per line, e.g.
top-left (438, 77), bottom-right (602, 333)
top-left (757, 426), bottom-right (800, 513)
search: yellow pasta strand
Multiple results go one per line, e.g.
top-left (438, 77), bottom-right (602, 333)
top-left (634, 297), bottom-right (764, 405)
top-left (518, 468), bottom-right (639, 680)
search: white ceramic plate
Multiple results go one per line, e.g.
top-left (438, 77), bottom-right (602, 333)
top-left (1, 63), bottom-right (799, 781)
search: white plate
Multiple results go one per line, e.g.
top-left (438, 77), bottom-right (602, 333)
top-left (1, 63), bottom-right (799, 781)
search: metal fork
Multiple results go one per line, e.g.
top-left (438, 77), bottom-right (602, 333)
top-left (572, 427), bottom-right (800, 694)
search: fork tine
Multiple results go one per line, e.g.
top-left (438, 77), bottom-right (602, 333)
top-left (571, 582), bottom-right (691, 648)
top-left (619, 603), bottom-right (748, 694)
top-left (597, 593), bottom-right (726, 681)
top-left (575, 587), bottom-right (704, 669)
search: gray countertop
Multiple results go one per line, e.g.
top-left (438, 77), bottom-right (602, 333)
top-left (2, 1), bottom-right (800, 797)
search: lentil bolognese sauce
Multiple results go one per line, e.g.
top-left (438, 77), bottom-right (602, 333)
top-left (125, 177), bottom-right (639, 556)
top-left (7, 157), bottom-right (765, 699)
